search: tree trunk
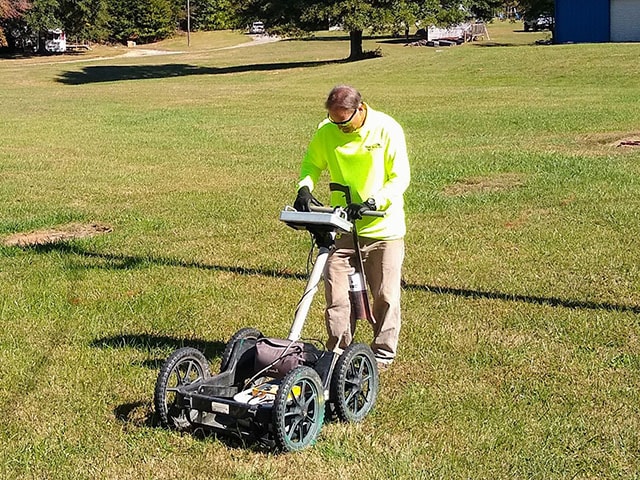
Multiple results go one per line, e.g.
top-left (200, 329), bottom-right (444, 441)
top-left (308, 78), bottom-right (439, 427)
top-left (348, 29), bottom-right (363, 60)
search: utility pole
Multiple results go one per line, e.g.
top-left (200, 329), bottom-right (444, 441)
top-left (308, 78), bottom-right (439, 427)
top-left (187, 0), bottom-right (191, 46)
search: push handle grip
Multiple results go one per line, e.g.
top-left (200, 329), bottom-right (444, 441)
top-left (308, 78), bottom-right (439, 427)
top-left (362, 210), bottom-right (385, 218)
top-left (309, 205), bottom-right (386, 217)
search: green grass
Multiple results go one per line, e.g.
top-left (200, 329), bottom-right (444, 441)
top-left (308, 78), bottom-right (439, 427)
top-left (1, 20), bottom-right (640, 479)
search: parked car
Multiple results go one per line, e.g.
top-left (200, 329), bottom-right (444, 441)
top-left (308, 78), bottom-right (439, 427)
top-left (524, 15), bottom-right (553, 32)
top-left (249, 21), bottom-right (265, 34)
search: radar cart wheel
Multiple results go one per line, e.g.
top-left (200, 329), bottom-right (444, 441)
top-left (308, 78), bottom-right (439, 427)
top-left (154, 347), bottom-right (210, 430)
top-left (219, 327), bottom-right (262, 372)
top-left (331, 343), bottom-right (379, 422)
top-left (273, 366), bottom-right (325, 452)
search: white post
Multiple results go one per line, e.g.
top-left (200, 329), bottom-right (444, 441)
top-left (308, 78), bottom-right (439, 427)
top-left (287, 247), bottom-right (330, 341)
top-left (187, 0), bottom-right (191, 47)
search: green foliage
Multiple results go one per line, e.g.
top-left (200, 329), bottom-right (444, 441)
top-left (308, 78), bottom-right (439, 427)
top-left (1, 0), bottom-right (182, 47)
top-left (466, 0), bottom-right (504, 20)
top-left (108, 0), bottom-right (174, 43)
top-left (23, 0), bottom-right (61, 32)
top-left (0, 0), bottom-right (520, 51)
top-left (239, 0), bottom-right (322, 34)
top-left (190, 0), bottom-right (237, 31)
top-left (58, 0), bottom-right (110, 42)
top-left (516, 0), bottom-right (554, 18)
top-left (238, 0), bottom-right (505, 58)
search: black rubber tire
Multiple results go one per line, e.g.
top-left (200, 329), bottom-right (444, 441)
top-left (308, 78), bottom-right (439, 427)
top-left (331, 343), bottom-right (379, 422)
top-left (154, 347), bottom-right (210, 430)
top-left (219, 327), bottom-right (263, 372)
top-left (272, 366), bottom-right (325, 452)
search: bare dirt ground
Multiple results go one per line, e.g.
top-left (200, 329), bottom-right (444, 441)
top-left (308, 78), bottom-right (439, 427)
top-left (122, 34), bottom-right (280, 57)
top-left (4, 223), bottom-right (112, 247)
top-left (16, 34), bottom-right (281, 66)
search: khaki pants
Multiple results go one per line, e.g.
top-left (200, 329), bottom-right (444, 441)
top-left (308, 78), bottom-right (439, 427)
top-left (324, 235), bottom-right (405, 363)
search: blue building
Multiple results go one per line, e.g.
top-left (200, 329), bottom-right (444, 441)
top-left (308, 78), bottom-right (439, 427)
top-left (555, 0), bottom-right (640, 43)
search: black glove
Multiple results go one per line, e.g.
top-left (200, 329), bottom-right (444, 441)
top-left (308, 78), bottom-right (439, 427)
top-left (346, 198), bottom-right (376, 220)
top-left (294, 186), bottom-right (322, 212)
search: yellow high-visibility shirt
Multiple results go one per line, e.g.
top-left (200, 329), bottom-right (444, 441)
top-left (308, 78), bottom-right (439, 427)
top-left (298, 104), bottom-right (410, 240)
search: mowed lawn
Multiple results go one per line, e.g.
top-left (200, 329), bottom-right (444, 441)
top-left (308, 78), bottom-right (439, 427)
top-left (1, 21), bottom-right (640, 479)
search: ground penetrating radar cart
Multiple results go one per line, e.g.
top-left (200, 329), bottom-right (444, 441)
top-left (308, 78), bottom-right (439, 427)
top-left (154, 185), bottom-right (383, 451)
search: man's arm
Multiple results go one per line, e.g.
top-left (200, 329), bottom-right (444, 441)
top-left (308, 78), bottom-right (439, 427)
top-left (297, 134), bottom-right (327, 192)
top-left (371, 124), bottom-right (410, 210)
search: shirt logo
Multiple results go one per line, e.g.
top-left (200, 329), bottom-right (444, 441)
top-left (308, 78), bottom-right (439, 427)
top-left (365, 143), bottom-right (382, 151)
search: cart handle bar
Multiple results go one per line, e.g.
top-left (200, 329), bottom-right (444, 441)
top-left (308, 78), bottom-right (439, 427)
top-left (309, 205), bottom-right (386, 218)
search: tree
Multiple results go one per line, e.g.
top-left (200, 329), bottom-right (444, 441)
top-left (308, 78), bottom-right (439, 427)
top-left (189, 0), bottom-right (237, 31)
top-left (108, 0), bottom-right (175, 43)
top-left (0, 0), bottom-right (30, 19)
top-left (9, 0), bottom-right (59, 52)
top-left (306, 0), bottom-right (401, 59)
top-left (238, 0), bottom-right (503, 60)
top-left (58, 0), bottom-right (110, 42)
top-left (0, 0), bottom-right (29, 47)
top-left (23, 0), bottom-right (59, 32)
top-left (516, 0), bottom-right (553, 19)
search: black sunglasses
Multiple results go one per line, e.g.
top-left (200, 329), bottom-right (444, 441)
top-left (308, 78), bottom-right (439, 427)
top-left (328, 107), bottom-right (358, 126)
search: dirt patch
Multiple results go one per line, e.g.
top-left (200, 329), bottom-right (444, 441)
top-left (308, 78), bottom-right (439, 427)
top-left (443, 173), bottom-right (526, 196)
top-left (3, 222), bottom-right (112, 247)
top-left (120, 48), bottom-right (183, 58)
top-left (615, 137), bottom-right (640, 148)
top-left (583, 132), bottom-right (640, 148)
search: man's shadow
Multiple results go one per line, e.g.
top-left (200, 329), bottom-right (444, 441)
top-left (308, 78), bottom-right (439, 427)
top-left (28, 242), bottom-right (640, 315)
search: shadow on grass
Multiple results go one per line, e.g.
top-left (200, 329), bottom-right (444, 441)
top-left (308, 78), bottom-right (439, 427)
top-left (30, 242), bottom-right (306, 280)
top-left (23, 242), bottom-right (640, 314)
top-left (471, 42), bottom-right (521, 47)
top-left (90, 333), bottom-right (225, 361)
top-left (57, 58), bottom-right (351, 85)
top-left (402, 282), bottom-right (640, 315)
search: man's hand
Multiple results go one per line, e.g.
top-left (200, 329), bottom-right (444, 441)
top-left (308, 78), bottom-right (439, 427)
top-left (346, 198), bottom-right (376, 220)
top-left (294, 186), bottom-right (322, 212)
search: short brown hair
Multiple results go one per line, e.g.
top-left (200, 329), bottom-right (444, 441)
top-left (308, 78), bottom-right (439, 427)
top-left (325, 85), bottom-right (362, 110)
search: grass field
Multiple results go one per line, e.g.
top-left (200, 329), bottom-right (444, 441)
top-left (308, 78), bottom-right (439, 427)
top-left (1, 20), bottom-right (640, 479)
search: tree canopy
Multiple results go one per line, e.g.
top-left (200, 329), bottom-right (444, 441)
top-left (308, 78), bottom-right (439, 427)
top-left (2, 0), bottom-right (524, 54)
top-left (238, 0), bottom-right (504, 59)
top-left (517, 0), bottom-right (553, 19)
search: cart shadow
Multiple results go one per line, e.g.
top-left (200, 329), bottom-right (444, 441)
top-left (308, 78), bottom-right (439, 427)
top-left (22, 242), bottom-right (640, 314)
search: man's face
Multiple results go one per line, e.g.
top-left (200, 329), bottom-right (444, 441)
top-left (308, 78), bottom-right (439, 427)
top-left (327, 105), bottom-right (363, 133)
